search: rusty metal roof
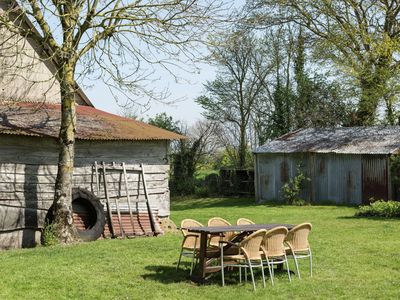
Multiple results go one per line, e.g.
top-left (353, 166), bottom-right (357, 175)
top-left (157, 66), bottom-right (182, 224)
top-left (0, 101), bottom-right (185, 141)
top-left (254, 127), bottom-right (400, 155)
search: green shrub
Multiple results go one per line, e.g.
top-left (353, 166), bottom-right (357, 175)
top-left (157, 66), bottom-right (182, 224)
top-left (281, 165), bottom-right (310, 205)
top-left (41, 221), bottom-right (58, 246)
top-left (355, 200), bottom-right (400, 218)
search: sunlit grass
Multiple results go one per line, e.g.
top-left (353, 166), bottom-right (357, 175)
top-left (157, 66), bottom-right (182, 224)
top-left (0, 197), bottom-right (399, 299)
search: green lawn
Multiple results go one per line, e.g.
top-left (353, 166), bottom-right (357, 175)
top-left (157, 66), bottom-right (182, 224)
top-left (0, 198), bottom-right (399, 299)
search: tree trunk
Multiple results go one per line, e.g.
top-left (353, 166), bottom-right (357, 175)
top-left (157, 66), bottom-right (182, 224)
top-left (238, 125), bottom-right (247, 168)
top-left (52, 62), bottom-right (78, 243)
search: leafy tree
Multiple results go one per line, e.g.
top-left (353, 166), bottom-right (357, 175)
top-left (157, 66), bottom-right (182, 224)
top-left (252, 25), bottom-right (351, 143)
top-left (250, 0), bottom-right (400, 125)
top-left (147, 113), bottom-right (218, 195)
top-left (148, 113), bottom-right (180, 134)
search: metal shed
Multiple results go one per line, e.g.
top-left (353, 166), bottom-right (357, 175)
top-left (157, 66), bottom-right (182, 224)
top-left (253, 127), bottom-right (400, 205)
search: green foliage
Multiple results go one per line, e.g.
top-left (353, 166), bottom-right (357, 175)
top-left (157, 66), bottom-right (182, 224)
top-left (213, 147), bottom-right (253, 169)
top-left (41, 221), bottom-right (58, 247)
top-left (148, 112), bottom-right (181, 133)
top-left (170, 139), bottom-right (201, 195)
top-left (253, 1), bottom-right (400, 126)
top-left (390, 154), bottom-right (400, 185)
top-left (356, 200), bottom-right (400, 218)
top-left (281, 166), bottom-right (310, 205)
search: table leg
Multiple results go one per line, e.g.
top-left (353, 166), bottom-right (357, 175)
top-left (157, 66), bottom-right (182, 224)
top-left (191, 232), bottom-right (208, 283)
top-left (199, 232), bottom-right (207, 280)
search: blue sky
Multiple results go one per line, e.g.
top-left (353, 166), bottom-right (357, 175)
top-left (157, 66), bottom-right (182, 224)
top-left (86, 60), bottom-right (215, 124)
top-left (85, 0), bottom-right (245, 125)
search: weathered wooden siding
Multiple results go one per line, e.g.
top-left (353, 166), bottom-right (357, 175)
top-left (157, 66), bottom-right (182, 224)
top-left (255, 152), bottom-right (386, 205)
top-left (0, 135), bottom-right (171, 248)
top-left (0, 4), bottom-right (87, 105)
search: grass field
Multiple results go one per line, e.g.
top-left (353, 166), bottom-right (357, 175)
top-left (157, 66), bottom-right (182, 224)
top-left (0, 197), bottom-right (399, 299)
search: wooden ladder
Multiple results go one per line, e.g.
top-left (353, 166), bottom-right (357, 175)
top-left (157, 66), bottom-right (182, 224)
top-left (94, 161), bottom-right (159, 237)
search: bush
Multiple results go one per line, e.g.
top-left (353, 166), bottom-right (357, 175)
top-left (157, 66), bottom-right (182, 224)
top-left (41, 221), bottom-right (58, 246)
top-left (355, 200), bottom-right (400, 218)
top-left (281, 165), bottom-right (310, 205)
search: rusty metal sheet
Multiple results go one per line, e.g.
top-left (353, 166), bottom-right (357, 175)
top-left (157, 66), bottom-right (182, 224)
top-left (362, 155), bottom-right (388, 203)
top-left (313, 153), bottom-right (362, 205)
top-left (0, 101), bottom-right (185, 141)
top-left (254, 127), bottom-right (400, 155)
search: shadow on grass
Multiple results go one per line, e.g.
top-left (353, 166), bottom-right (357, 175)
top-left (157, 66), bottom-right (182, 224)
top-left (171, 196), bottom-right (359, 212)
top-left (171, 197), bottom-right (260, 211)
top-left (142, 265), bottom-right (191, 284)
top-left (142, 264), bottom-right (293, 286)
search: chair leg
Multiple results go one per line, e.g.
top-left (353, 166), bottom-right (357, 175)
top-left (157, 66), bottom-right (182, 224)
top-left (265, 257), bottom-right (274, 286)
top-left (284, 254), bottom-right (291, 282)
top-left (247, 259), bottom-right (256, 292)
top-left (245, 267), bottom-right (247, 282)
top-left (239, 266), bottom-right (242, 283)
top-left (293, 254), bottom-right (301, 279)
top-left (221, 247), bottom-right (225, 287)
top-left (176, 247), bottom-right (184, 271)
top-left (261, 263), bottom-right (266, 288)
top-left (309, 249), bottom-right (313, 277)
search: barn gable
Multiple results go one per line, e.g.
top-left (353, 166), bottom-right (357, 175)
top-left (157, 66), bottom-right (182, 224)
top-left (0, 2), bottom-right (92, 106)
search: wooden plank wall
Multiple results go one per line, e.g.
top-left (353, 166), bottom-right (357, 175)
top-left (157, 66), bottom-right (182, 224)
top-left (0, 135), bottom-right (171, 248)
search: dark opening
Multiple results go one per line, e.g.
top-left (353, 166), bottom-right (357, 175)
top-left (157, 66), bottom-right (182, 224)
top-left (72, 198), bottom-right (97, 231)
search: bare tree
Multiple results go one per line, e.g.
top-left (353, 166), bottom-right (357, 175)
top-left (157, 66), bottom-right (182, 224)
top-left (196, 29), bottom-right (271, 168)
top-left (0, 0), bottom-right (224, 243)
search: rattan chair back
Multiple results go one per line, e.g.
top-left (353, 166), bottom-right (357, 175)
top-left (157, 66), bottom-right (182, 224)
top-left (285, 223), bottom-right (312, 252)
top-left (236, 218), bottom-right (255, 225)
top-left (181, 219), bottom-right (203, 249)
top-left (208, 217), bottom-right (235, 246)
top-left (239, 229), bottom-right (267, 260)
top-left (262, 226), bottom-right (288, 257)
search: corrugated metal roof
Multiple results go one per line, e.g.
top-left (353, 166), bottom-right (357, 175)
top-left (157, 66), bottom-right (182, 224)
top-left (254, 127), bottom-right (400, 154)
top-left (0, 101), bottom-right (185, 141)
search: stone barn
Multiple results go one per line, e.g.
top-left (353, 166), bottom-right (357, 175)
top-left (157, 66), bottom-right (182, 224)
top-left (253, 127), bottom-right (400, 205)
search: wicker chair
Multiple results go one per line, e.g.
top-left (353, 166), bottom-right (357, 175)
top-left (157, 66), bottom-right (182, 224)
top-left (208, 217), bottom-right (236, 247)
top-left (237, 218), bottom-right (255, 225)
top-left (176, 219), bottom-right (203, 275)
top-left (285, 223), bottom-right (312, 278)
top-left (261, 226), bottom-right (291, 285)
top-left (220, 229), bottom-right (267, 291)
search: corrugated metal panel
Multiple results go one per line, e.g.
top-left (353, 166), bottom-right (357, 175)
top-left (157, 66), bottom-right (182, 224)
top-left (256, 152), bottom-right (370, 204)
top-left (254, 127), bottom-right (400, 154)
top-left (313, 153), bottom-right (362, 204)
top-left (362, 155), bottom-right (388, 203)
top-left (258, 154), bottom-right (281, 201)
top-left (257, 153), bottom-right (309, 202)
top-left (103, 212), bottom-right (160, 237)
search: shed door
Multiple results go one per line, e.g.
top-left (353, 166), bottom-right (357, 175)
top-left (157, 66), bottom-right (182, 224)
top-left (362, 155), bottom-right (388, 204)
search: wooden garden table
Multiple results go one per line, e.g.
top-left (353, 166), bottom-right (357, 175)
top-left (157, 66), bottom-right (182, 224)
top-left (184, 223), bottom-right (294, 283)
